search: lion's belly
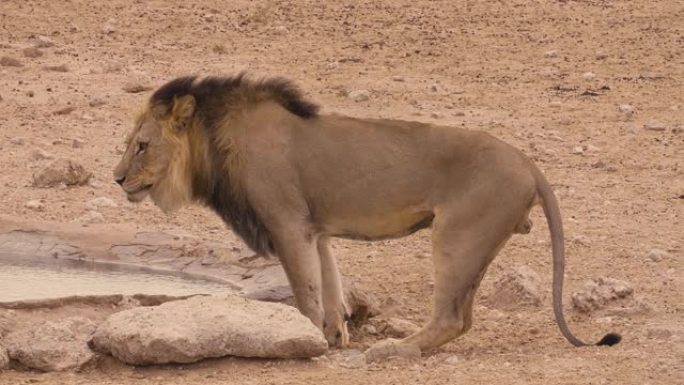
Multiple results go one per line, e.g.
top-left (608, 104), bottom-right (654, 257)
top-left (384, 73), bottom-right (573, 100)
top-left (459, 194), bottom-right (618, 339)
top-left (323, 209), bottom-right (434, 241)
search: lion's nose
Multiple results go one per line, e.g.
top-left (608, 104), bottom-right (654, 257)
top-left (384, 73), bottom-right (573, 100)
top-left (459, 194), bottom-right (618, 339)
top-left (115, 176), bottom-right (126, 186)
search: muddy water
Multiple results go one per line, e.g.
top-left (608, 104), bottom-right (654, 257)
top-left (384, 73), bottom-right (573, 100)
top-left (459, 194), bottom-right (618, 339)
top-left (0, 260), bottom-right (236, 302)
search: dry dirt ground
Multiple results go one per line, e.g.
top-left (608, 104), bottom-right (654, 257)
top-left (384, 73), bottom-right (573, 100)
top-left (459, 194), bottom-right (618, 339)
top-left (0, 0), bottom-right (683, 384)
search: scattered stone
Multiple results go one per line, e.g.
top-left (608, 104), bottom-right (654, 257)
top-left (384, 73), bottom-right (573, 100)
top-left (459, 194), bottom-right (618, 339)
top-left (0, 345), bottom-right (8, 370)
top-left (33, 35), bottom-right (55, 48)
top-left (646, 248), bottom-right (669, 262)
top-left (619, 104), bottom-right (635, 114)
top-left (0, 56), bottom-right (23, 67)
top-left (379, 318), bottom-right (420, 338)
top-left (364, 339), bottom-right (421, 363)
top-left (348, 90), bottom-right (369, 102)
top-left (429, 83), bottom-right (439, 92)
top-left (86, 197), bottom-right (118, 210)
top-left (33, 159), bottom-right (93, 187)
top-left (444, 355), bottom-right (460, 366)
top-left (360, 324), bottom-right (377, 335)
top-left (646, 328), bottom-right (673, 340)
top-left (78, 210), bottom-right (104, 224)
top-left (4, 317), bottom-right (97, 372)
top-left (22, 47), bottom-right (43, 58)
top-left (89, 295), bottom-right (327, 365)
top-left (430, 112), bottom-right (442, 119)
top-left (272, 25), bottom-right (289, 35)
top-left (10, 137), bottom-right (25, 145)
top-left (571, 277), bottom-right (634, 312)
top-left (544, 50), bottom-right (558, 58)
top-left (338, 350), bottom-right (367, 369)
top-left (595, 52), bottom-right (608, 60)
top-left (571, 146), bottom-right (584, 155)
top-left (72, 138), bottom-right (86, 148)
top-left (26, 90), bottom-right (35, 97)
top-left (582, 72), bottom-right (596, 80)
top-left (101, 21), bottom-right (116, 34)
top-left (44, 64), bottom-right (69, 72)
top-left (88, 97), bottom-right (107, 107)
top-left (24, 200), bottom-right (45, 211)
top-left (122, 82), bottom-right (152, 93)
top-left (53, 106), bottom-right (76, 115)
top-left (490, 266), bottom-right (542, 308)
top-left (31, 148), bottom-right (54, 160)
top-left (643, 121), bottom-right (667, 131)
top-left (391, 76), bottom-right (405, 82)
top-left (549, 101), bottom-right (562, 108)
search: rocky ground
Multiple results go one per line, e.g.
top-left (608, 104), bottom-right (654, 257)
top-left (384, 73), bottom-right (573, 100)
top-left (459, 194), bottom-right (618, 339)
top-left (0, 0), bottom-right (682, 384)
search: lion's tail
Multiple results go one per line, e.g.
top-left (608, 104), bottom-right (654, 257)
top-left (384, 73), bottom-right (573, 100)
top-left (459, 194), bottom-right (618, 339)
top-left (532, 165), bottom-right (621, 347)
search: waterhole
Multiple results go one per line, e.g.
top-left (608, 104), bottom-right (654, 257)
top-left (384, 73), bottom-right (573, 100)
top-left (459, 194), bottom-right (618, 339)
top-left (0, 259), bottom-right (237, 303)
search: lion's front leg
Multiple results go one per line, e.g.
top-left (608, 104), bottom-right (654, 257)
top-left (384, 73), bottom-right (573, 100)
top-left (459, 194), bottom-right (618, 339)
top-left (272, 230), bottom-right (325, 334)
top-left (318, 236), bottom-right (350, 348)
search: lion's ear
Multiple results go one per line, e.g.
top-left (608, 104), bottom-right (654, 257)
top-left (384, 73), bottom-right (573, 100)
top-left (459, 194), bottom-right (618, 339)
top-left (171, 95), bottom-right (196, 125)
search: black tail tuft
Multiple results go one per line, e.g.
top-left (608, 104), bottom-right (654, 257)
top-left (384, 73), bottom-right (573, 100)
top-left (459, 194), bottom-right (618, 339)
top-left (596, 333), bottom-right (621, 346)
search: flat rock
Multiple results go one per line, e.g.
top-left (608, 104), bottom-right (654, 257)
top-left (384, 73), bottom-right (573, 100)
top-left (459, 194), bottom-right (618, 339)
top-left (489, 265), bottom-right (542, 309)
top-left (89, 295), bottom-right (327, 365)
top-left (378, 317), bottom-right (420, 338)
top-left (571, 277), bottom-right (633, 313)
top-left (33, 159), bottom-right (92, 187)
top-left (348, 90), bottom-right (370, 102)
top-left (4, 317), bottom-right (97, 372)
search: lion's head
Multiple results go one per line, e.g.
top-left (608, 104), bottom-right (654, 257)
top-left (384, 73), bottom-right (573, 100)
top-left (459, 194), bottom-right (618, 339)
top-left (113, 91), bottom-right (196, 213)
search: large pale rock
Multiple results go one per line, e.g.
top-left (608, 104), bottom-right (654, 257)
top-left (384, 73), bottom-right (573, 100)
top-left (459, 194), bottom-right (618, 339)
top-left (489, 266), bottom-right (542, 309)
top-left (4, 317), bottom-right (97, 371)
top-left (90, 295), bottom-right (327, 365)
top-left (572, 277), bottom-right (633, 312)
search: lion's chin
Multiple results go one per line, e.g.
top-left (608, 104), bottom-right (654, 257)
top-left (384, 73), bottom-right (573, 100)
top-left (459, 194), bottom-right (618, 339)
top-left (126, 185), bottom-right (152, 203)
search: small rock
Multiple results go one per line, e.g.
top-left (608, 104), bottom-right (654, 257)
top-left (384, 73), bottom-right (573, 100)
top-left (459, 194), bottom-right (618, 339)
top-left (44, 64), bottom-right (69, 72)
top-left (89, 295), bottom-right (327, 364)
top-left (72, 138), bottom-right (86, 148)
top-left (646, 328), bottom-right (673, 340)
top-left (544, 50), bottom-right (558, 58)
top-left (348, 90), bottom-right (370, 102)
top-left (33, 159), bottom-right (93, 187)
top-left (0, 344), bottom-right (9, 370)
top-left (360, 324), bottom-right (377, 335)
top-left (444, 355), bottom-right (459, 366)
top-left (585, 144), bottom-right (601, 152)
top-left (34, 35), bottom-right (55, 48)
top-left (618, 104), bottom-right (635, 114)
top-left (549, 101), bottom-right (562, 108)
top-left (24, 200), bottom-right (45, 211)
top-left (78, 210), bottom-right (104, 224)
top-left (88, 97), bottom-right (107, 107)
top-left (339, 351), bottom-right (367, 369)
top-left (364, 339), bottom-right (421, 363)
top-left (22, 47), bottom-right (43, 58)
top-left (582, 72), bottom-right (596, 80)
top-left (101, 22), bottom-right (116, 34)
top-left (381, 318), bottom-right (420, 338)
top-left (10, 137), bottom-right (25, 145)
top-left (272, 25), bottom-right (288, 35)
top-left (86, 197), bottom-right (118, 210)
top-left (391, 76), bottom-right (405, 82)
top-left (595, 52), bottom-right (608, 60)
top-left (429, 83), bottom-right (439, 92)
top-left (571, 146), bottom-right (585, 155)
top-left (646, 248), bottom-right (669, 262)
top-left (430, 112), bottom-right (442, 119)
top-left (4, 317), bottom-right (97, 372)
top-left (53, 106), bottom-right (76, 115)
top-left (490, 266), bottom-right (542, 308)
top-left (31, 148), bottom-right (54, 160)
top-left (122, 82), bottom-right (152, 93)
top-left (571, 277), bottom-right (634, 312)
top-left (0, 56), bottom-right (23, 67)
top-left (643, 121), bottom-right (667, 131)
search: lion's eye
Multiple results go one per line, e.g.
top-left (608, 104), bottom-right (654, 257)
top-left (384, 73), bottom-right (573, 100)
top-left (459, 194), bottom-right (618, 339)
top-left (136, 142), bottom-right (148, 155)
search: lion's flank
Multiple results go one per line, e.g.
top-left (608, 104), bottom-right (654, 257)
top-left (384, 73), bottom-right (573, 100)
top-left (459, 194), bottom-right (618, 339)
top-left (150, 73), bottom-right (319, 126)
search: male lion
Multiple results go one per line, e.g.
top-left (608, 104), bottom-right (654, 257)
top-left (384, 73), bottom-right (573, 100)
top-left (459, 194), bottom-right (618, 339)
top-left (113, 73), bottom-right (620, 352)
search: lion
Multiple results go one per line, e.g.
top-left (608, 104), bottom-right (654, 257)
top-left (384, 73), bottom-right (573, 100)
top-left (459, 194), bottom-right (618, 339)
top-left (113, 73), bottom-right (620, 353)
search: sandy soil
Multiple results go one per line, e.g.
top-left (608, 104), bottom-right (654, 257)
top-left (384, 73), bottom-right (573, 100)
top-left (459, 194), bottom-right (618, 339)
top-left (0, 0), bottom-right (682, 384)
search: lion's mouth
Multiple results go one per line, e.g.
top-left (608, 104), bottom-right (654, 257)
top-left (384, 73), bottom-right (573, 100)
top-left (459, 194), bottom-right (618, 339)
top-left (126, 184), bottom-right (153, 202)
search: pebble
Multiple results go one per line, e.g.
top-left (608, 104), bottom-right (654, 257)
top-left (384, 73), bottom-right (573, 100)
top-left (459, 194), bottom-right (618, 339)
top-left (88, 97), bottom-right (107, 107)
top-left (619, 104), bottom-right (635, 114)
top-left (10, 137), bottom-right (25, 145)
top-left (430, 112), bottom-right (442, 119)
top-left (643, 121), bottom-right (666, 131)
top-left (360, 324), bottom-right (377, 335)
top-left (34, 35), bottom-right (55, 48)
top-left (646, 248), bottom-right (669, 262)
top-left (22, 47), bottom-right (43, 58)
top-left (25, 200), bottom-right (45, 211)
top-left (582, 72), bottom-right (596, 80)
top-left (429, 83), bottom-right (439, 92)
top-left (571, 146), bottom-right (584, 155)
top-left (272, 26), bottom-right (289, 35)
top-left (544, 50), bottom-right (558, 58)
top-left (53, 106), bottom-right (76, 115)
top-left (78, 210), bottom-right (105, 224)
top-left (444, 355), bottom-right (459, 366)
top-left (339, 352), bottom-right (367, 369)
top-left (31, 148), bottom-right (54, 161)
top-left (44, 64), bottom-right (69, 72)
top-left (102, 21), bottom-right (117, 34)
top-left (86, 197), bottom-right (118, 210)
top-left (123, 82), bottom-right (152, 93)
top-left (0, 56), bottom-right (23, 67)
top-left (391, 76), bottom-right (405, 82)
top-left (348, 90), bottom-right (369, 102)
top-left (549, 101), bottom-right (562, 108)
top-left (72, 138), bottom-right (86, 148)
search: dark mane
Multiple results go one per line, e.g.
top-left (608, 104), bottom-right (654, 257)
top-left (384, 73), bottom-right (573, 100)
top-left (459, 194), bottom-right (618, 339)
top-left (150, 73), bottom-right (319, 126)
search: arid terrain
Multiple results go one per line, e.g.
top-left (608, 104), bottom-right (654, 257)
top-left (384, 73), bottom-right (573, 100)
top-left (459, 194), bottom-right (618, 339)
top-left (0, 0), bottom-right (682, 384)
